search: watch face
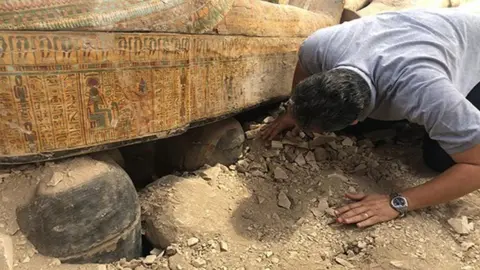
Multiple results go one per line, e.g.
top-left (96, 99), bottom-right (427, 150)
top-left (392, 197), bottom-right (406, 208)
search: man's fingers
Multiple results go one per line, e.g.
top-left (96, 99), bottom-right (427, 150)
top-left (345, 192), bottom-right (366, 201)
top-left (334, 201), bottom-right (364, 215)
top-left (357, 216), bottom-right (381, 228)
top-left (337, 206), bottom-right (368, 220)
top-left (342, 211), bottom-right (374, 224)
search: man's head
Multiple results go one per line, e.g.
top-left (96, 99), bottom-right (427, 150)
top-left (291, 68), bottom-right (371, 132)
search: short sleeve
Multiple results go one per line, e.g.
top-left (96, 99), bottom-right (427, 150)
top-left (297, 30), bottom-right (324, 75)
top-left (394, 71), bottom-right (480, 155)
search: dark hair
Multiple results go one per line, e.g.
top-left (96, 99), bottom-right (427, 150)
top-left (291, 68), bottom-right (371, 132)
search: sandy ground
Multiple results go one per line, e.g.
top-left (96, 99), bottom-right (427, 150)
top-left (1, 119), bottom-right (480, 270)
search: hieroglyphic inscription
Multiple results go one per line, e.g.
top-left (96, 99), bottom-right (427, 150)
top-left (0, 32), bottom-right (301, 160)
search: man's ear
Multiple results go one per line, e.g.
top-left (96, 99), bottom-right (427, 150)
top-left (351, 120), bottom-right (359, 125)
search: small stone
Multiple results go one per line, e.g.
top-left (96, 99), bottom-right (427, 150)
top-left (245, 129), bottom-right (261, 140)
top-left (165, 246), bottom-right (177, 256)
top-left (271, 141), bottom-right (283, 149)
top-left (295, 154), bottom-right (306, 166)
top-left (135, 266), bottom-right (146, 270)
top-left (22, 256), bottom-right (30, 263)
top-left (305, 151), bottom-right (316, 162)
top-left (341, 137), bottom-right (354, 146)
top-left (191, 258), bottom-right (206, 268)
top-left (314, 147), bottom-right (328, 161)
top-left (236, 160), bottom-right (249, 173)
top-left (263, 116), bottom-right (275, 123)
top-left (448, 216), bottom-right (474, 235)
top-left (187, 237), bottom-right (200, 246)
top-left (461, 242), bottom-right (475, 251)
top-left (462, 266), bottom-right (474, 270)
top-left (354, 164), bottom-right (367, 172)
top-left (143, 255), bottom-right (157, 264)
top-left (0, 233), bottom-right (13, 270)
top-left (389, 260), bottom-right (407, 269)
top-left (277, 191), bottom-right (291, 209)
top-left (325, 208), bottom-right (337, 217)
top-left (265, 251), bottom-right (274, 258)
top-left (357, 241), bottom-right (367, 249)
top-left (257, 195), bottom-right (266, 204)
top-left (220, 241), bottom-right (229, 252)
top-left (309, 134), bottom-right (337, 147)
top-left (169, 254), bottom-right (187, 270)
top-left (49, 258), bottom-right (61, 266)
top-left (335, 257), bottom-right (354, 268)
top-left (198, 165), bottom-right (222, 180)
top-left (327, 173), bottom-right (348, 182)
top-left (274, 167), bottom-right (288, 180)
top-left (282, 138), bottom-right (310, 149)
top-left (271, 257), bottom-right (280, 264)
top-left (348, 186), bottom-right (357, 193)
top-left (358, 139), bottom-right (374, 148)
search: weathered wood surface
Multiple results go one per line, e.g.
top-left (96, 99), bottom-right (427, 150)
top-left (0, 0), bottom-right (339, 164)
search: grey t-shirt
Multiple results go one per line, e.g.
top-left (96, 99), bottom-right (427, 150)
top-left (298, 8), bottom-right (480, 155)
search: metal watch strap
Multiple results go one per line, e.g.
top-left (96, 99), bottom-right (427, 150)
top-left (389, 192), bottom-right (407, 218)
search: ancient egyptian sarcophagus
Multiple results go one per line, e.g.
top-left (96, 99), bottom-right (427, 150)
top-left (0, 0), bottom-right (342, 164)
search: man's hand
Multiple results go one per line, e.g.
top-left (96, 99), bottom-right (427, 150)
top-left (334, 193), bottom-right (399, 227)
top-left (260, 111), bottom-right (297, 141)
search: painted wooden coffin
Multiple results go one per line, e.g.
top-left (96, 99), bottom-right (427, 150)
top-left (0, 0), bottom-right (340, 164)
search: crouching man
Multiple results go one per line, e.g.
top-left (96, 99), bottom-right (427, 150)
top-left (261, 8), bottom-right (480, 227)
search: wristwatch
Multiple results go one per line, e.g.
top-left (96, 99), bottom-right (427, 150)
top-left (389, 192), bottom-right (408, 218)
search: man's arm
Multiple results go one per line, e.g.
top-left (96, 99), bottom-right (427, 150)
top-left (404, 145), bottom-right (480, 211)
top-left (334, 75), bottom-right (480, 227)
top-left (260, 61), bottom-right (311, 140)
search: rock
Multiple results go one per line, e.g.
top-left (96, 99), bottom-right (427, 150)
top-left (0, 234), bottom-right (12, 270)
top-left (97, 265), bottom-right (107, 270)
top-left (327, 173), bottom-right (349, 182)
top-left (265, 251), bottom-right (274, 258)
top-left (141, 175), bottom-right (249, 249)
top-left (271, 257), bottom-right (280, 264)
top-left (295, 154), bottom-right (306, 166)
top-left (357, 241), bottom-right (367, 249)
top-left (49, 258), bottom-right (62, 266)
top-left (389, 260), bottom-right (408, 269)
top-left (282, 138), bottom-right (310, 149)
top-left (22, 256), bottom-right (30, 263)
top-left (135, 266), bottom-right (146, 270)
top-left (165, 246), bottom-right (177, 256)
top-left (191, 258), bottom-right (206, 268)
top-left (448, 216), bottom-right (474, 235)
top-left (461, 242), bottom-right (475, 251)
top-left (220, 241), bottom-right (229, 252)
top-left (263, 116), bottom-right (275, 123)
top-left (348, 186), bottom-right (357, 193)
top-left (314, 147), bottom-right (328, 161)
top-left (143, 255), bottom-right (157, 264)
top-left (335, 257), bottom-right (354, 268)
top-left (245, 129), bottom-right (261, 140)
top-left (325, 208), bottom-right (337, 217)
top-left (271, 141), bottom-right (283, 149)
top-left (305, 151), bottom-right (316, 163)
top-left (197, 165), bottom-right (222, 181)
top-left (256, 195), bottom-right (266, 204)
top-left (236, 160), bottom-right (249, 173)
top-left (341, 137), bottom-right (354, 146)
top-left (273, 167), bottom-right (288, 180)
top-left (309, 134), bottom-right (337, 147)
top-left (284, 147), bottom-right (297, 163)
top-left (354, 164), bottom-right (367, 172)
top-left (168, 254), bottom-right (188, 270)
top-left (311, 197), bottom-right (329, 218)
top-left (187, 237), bottom-right (200, 247)
top-left (277, 191), bottom-right (291, 209)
